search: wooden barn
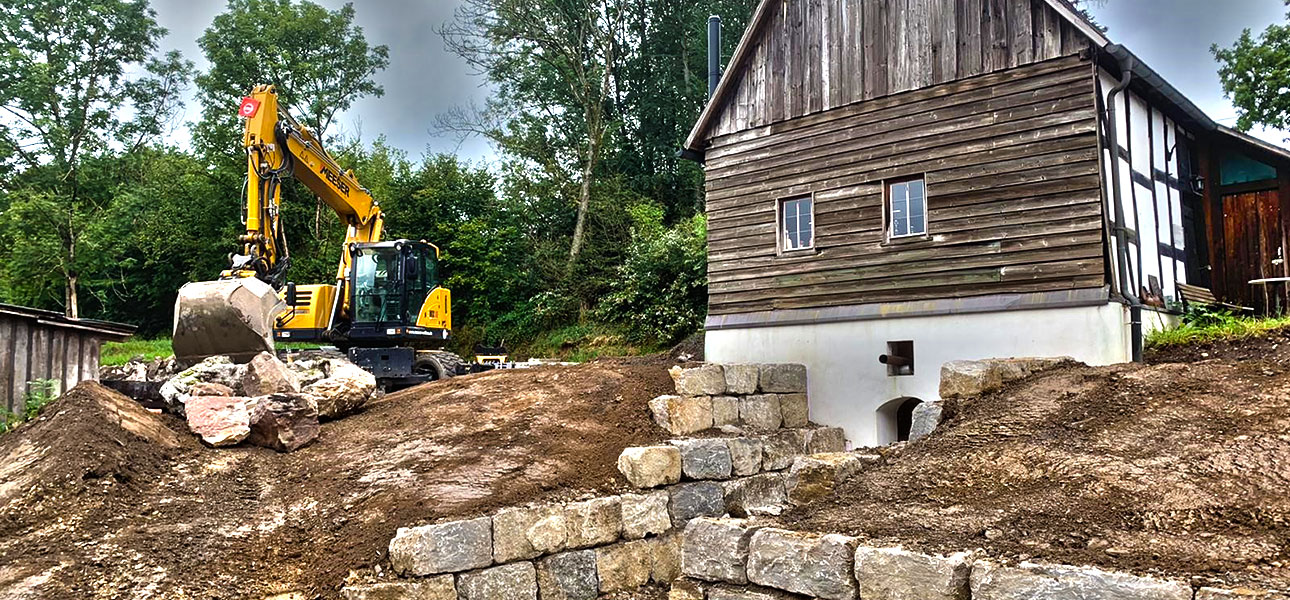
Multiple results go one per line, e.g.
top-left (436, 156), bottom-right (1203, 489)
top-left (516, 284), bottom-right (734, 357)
top-left (0, 303), bottom-right (134, 415)
top-left (684, 0), bottom-right (1290, 445)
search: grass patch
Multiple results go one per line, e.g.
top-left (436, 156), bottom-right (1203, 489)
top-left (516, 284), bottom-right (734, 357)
top-left (1145, 311), bottom-right (1290, 349)
top-left (101, 338), bottom-right (322, 366)
top-left (101, 338), bottom-right (173, 366)
top-left (514, 323), bottom-right (662, 362)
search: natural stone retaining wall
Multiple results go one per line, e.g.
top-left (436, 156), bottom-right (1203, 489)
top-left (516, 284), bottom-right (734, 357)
top-left (653, 364), bottom-right (810, 436)
top-left (676, 518), bottom-right (1280, 600)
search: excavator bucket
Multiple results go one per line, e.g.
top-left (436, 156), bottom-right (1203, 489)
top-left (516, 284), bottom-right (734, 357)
top-left (172, 278), bottom-right (285, 366)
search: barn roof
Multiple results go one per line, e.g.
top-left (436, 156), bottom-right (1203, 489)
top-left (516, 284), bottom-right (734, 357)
top-left (683, 0), bottom-right (1283, 159)
top-left (0, 303), bottom-right (135, 340)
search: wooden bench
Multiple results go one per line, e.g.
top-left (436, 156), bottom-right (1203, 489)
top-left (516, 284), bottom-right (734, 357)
top-left (1177, 283), bottom-right (1253, 313)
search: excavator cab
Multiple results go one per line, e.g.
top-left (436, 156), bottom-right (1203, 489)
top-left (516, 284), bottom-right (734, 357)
top-left (344, 240), bottom-right (451, 347)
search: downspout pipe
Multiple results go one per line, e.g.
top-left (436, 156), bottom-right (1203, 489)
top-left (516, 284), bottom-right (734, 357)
top-left (1104, 52), bottom-right (1144, 362)
top-left (708, 16), bottom-right (722, 99)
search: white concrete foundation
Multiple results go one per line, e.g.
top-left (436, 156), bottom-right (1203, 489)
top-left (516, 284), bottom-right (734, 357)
top-left (706, 303), bottom-right (1157, 447)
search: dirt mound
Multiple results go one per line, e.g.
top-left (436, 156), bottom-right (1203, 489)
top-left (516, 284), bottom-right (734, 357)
top-left (0, 356), bottom-right (676, 599)
top-left (779, 331), bottom-right (1290, 590)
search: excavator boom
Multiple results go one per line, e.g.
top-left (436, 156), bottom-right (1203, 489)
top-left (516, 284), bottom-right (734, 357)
top-left (173, 85), bottom-right (382, 365)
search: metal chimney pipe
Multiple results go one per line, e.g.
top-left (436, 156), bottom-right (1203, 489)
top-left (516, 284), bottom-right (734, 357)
top-left (708, 15), bottom-right (722, 98)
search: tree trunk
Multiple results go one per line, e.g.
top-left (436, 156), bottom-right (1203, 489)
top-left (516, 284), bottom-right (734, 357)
top-left (66, 274), bottom-right (79, 319)
top-left (567, 159), bottom-right (595, 268)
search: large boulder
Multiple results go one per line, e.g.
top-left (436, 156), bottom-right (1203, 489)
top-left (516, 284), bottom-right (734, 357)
top-left (620, 491), bottom-right (671, 540)
top-left (242, 351), bottom-right (300, 396)
top-left (159, 356), bottom-right (245, 416)
top-left (390, 517), bottom-right (494, 576)
top-left (668, 482), bottom-right (726, 525)
top-left (681, 518), bottom-right (760, 584)
top-left (758, 364), bottom-right (807, 393)
top-left (786, 453), bottom-right (875, 505)
top-left (721, 473), bottom-right (788, 517)
top-left (493, 505), bottom-right (566, 563)
top-left (726, 438), bottom-right (765, 477)
top-left (670, 365), bottom-right (727, 396)
top-left (596, 540), bottom-right (653, 593)
top-left (746, 528), bottom-right (858, 600)
top-left (457, 562), bottom-right (538, 600)
top-left (536, 550), bottom-right (598, 600)
top-left (617, 446), bottom-right (683, 488)
top-left (563, 496), bottom-right (623, 549)
top-left (185, 395), bottom-right (254, 447)
top-left (969, 560), bottom-right (1191, 600)
top-left (341, 578), bottom-right (456, 600)
top-left (739, 395), bottom-right (783, 431)
top-left (247, 393), bottom-right (319, 453)
top-left (939, 358), bottom-right (1069, 399)
top-left (671, 439), bottom-right (734, 480)
top-left (305, 359), bottom-right (376, 420)
top-left (909, 401), bottom-right (944, 442)
top-left (649, 396), bottom-right (714, 435)
top-left (854, 547), bottom-right (973, 600)
top-left (722, 364), bottom-right (760, 395)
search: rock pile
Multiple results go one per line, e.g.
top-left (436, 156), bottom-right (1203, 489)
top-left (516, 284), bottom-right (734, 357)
top-left (111, 351), bottom-right (377, 453)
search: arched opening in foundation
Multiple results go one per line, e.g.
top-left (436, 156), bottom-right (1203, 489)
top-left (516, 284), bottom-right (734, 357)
top-left (876, 397), bottom-right (923, 445)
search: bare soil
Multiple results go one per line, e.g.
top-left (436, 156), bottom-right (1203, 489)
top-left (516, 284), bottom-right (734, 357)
top-left (778, 328), bottom-right (1290, 591)
top-left (0, 356), bottom-right (675, 600)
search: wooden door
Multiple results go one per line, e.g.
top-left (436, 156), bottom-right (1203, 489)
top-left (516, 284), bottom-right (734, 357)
top-left (1221, 190), bottom-right (1287, 313)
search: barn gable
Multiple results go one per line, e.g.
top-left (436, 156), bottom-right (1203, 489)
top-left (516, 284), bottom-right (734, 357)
top-left (686, 0), bottom-right (1106, 149)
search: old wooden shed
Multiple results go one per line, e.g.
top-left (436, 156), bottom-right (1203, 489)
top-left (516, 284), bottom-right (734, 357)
top-left (0, 303), bottom-right (135, 413)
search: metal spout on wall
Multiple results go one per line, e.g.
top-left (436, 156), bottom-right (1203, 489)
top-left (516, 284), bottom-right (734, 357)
top-left (708, 15), bottom-right (722, 99)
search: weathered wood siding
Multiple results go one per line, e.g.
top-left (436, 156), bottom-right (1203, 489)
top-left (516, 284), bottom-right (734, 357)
top-left (0, 313), bottom-right (109, 413)
top-left (709, 0), bottom-right (1091, 137)
top-left (705, 55), bottom-right (1104, 315)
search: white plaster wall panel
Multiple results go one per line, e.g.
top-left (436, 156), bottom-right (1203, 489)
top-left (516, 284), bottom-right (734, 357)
top-left (706, 304), bottom-right (1134, 447)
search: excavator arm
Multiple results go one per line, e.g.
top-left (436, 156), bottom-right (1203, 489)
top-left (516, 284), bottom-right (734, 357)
top-left (172, 85), bottom-right (384, 364)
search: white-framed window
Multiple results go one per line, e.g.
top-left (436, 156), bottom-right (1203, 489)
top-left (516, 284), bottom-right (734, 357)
top-left (779, 195), bottom-right (814, 252)
top-left (887, 177), bottom-right (927, 239)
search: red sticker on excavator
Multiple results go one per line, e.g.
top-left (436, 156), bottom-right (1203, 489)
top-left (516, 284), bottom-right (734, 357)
top-left (238, 97), bottom-right (260, 118)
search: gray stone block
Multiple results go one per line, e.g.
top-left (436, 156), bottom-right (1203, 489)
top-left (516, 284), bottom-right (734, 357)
top-left (457, 562), bottom-right (538, 600)
top-left (340, 578), bottom-right (455, 600)
top-left (706, 586), bottom-right (802, 600)
top-left (746, 528), bottom-right (858, 600)
top-left (758, 364), bottom-right (807, 393)
top-left (909, 401), bottom-right (944, 442)
top-left (649, 395), bottom-right (714, 435)
top-left (854, 546), bottom-right (973, 600)
top-left (681, 518), bottom-right (760, 584)
top-left (722, 364), bottom-right (761, 395)
top-left (726, 437), bottom-right (765, 477)
top-left (722, 473), bottom-right (788, 517)
top-left (596, 540), bottom-right (653, 593)
top-left (536, 550), bottom-right (598, 600)
top-left (389, 517), bottom-right (493, 576)
top-left (762, 430), bottom-right (808, 471)
top-left (969, 560), bottom-right (1192, 600)
top-left (806, 427), bottom-right (846, 454)
top-left (671, 364), bottom-right (727, 396)
top-left (739, 395), bottom-right (783, 431)
top-left (672, 438), bottom-right (734, 480)
top-left (778, 393), bottom-right (809, 428)
top-left (712, 396), bottom-right (740, 427)
top-left (669, 481), bottom-right (726, 525)
top-left (563, 496), bottom-right (622, 549)
top-left (617, 446), bottom-right (683, 488)
top-left (620, 491), bottom-right (671, 540)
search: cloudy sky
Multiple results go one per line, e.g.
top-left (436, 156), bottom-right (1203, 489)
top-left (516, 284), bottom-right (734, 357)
top-left (147, 0), bottom-right (1290, 164)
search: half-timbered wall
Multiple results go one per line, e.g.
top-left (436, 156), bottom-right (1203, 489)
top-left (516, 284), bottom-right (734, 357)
top-left (1098, 70), bottom-right (1193, 306)
top-left (707, 0), bottom-right (1091, 138)
top-left (705, 55), bottom-right (1105, 316)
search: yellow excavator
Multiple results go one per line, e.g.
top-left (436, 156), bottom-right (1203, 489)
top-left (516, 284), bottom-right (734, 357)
top-left (172, 85), bottom-right (465, 385)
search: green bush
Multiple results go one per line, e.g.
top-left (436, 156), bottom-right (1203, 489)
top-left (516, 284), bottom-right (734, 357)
top-left (598, 204), bottom-right (707, 345)
top-left (1, 379), bottom-right (60, 435)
